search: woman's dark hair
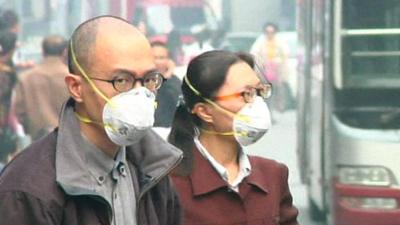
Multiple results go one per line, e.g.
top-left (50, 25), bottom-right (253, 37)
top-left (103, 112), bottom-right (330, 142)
top-left (168, 50), bottom-right (255, 175)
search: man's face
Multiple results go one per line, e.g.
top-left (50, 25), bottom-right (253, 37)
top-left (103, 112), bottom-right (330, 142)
top-left (152, 45), bottom-right (169, 75)
top-left (78, 24), bottom-right (156, 125)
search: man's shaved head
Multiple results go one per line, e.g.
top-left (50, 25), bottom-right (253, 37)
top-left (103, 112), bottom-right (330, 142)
top-left (68, 16), bottom-right (132, 74)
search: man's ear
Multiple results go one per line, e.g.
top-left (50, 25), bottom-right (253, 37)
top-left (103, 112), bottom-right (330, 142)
top-left (65, 74), bottom-right (83, 102)
top-left (192, 102), bottom-right (214, 123)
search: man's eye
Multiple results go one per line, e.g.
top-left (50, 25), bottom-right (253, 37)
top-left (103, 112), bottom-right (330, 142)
top-left (115, 78), bottom-right (129, 84)
top-left (145, 77), bottom-right (156, 83)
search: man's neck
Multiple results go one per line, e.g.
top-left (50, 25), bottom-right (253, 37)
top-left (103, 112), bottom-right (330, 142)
top-left (79, 121), bottom-right (120, 158)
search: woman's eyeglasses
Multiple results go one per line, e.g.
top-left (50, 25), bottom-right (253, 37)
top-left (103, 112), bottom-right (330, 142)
top-left (213, 83), bottom-right (272, 103)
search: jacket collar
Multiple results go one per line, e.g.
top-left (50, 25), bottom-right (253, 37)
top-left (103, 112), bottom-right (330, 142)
top-left (190, 147), bottom-right (269, 196)
top-left (125, 129), bottom-right (183, 184)
top-left (55, 98), bottom-right (183, 197)
top-left (245, 161), bottom-right (270, 194)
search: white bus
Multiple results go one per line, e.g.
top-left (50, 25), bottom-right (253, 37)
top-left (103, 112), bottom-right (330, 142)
top-left (297, 0), bottom-right (400, 224)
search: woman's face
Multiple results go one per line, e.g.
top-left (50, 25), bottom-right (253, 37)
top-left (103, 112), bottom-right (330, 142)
top-left (207, 62), bottom-right (261, 133)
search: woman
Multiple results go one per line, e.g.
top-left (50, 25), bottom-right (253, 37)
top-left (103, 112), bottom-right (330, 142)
top-left (169, 50), bottom-right (298, 225)
top-left (251, 22), bottom-right (291, 113)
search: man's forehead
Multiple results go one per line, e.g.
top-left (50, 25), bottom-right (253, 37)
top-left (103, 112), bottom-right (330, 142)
top-left (95, 29), bottom-right (151, 58)
top-left (92, 30), bottom-right (155, 77)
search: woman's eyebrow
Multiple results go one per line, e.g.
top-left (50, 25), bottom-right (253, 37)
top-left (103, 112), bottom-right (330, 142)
top-left (244, 81), bottom-right (261, 89)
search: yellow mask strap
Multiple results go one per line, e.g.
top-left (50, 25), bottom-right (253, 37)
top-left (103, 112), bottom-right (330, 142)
top-left (69, 40), bottom-right (116, 108)
top-left (74, 111), bottom-right (117, 132)
top-left (200, 128), bottom-right (248, 137)
top-left (183, 75), bottom-right (251, 123)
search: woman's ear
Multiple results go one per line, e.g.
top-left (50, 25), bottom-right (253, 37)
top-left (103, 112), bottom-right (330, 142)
top-left (192, 102), bottom-right (214, 123)
top-left (65, 74), bottom-right (83, 102)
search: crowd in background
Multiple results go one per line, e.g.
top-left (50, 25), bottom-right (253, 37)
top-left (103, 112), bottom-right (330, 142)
top-left (0, 8), bottom-right (295, 171)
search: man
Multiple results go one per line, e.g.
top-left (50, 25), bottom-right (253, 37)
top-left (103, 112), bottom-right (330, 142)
top-left (152, 41), bottom-right (182, 128)
top-left (13, 35), bottom-right (69, 140)
top-left (0, 16), bottom-right (182, 225)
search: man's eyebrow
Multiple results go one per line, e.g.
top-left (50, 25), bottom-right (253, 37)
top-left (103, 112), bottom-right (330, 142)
top-left (143, 68), bottom-right (159, 75)
top-left (110, 69), bottom-right (137, 78)
top-left (111, 68), bottom-right (159, 78)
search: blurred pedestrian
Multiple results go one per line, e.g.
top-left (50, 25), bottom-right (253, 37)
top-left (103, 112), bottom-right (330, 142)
top-left (210, 28), bottom-right (227, 50)
top-left (0, 30), bottom-right (17, 67)
top-left (169, 50), bottom-right (298, 225)
top-left (0, 8), bottom-right (35, 70)
top-left (0, 16), bottom-right (182, 225)
top-left (251, 22), bottom-right (291, 114)
top-left (167, 29), bottom-right (185, 66)
top-left (0, 64), bottom-right (18, 169)
top-left (13, 35), bottom-right (69, 140)
top-left (152, 41), bottom-right (182, 128)
top-left (0, 9), bottom-right (20, 34)
top-left (183, 25), bottom-right (214, 64)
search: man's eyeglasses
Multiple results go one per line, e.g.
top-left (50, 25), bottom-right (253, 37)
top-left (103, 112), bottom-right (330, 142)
top-left (213, 83), bottom-right (272, 103)
top-left (89, 71), bottom-right (163, 93)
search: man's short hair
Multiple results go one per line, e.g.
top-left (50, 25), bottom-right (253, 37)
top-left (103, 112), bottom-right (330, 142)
top-left (42, 35), bottom-right (67, 56)
top-left (0, 9), bottom-right (18, 31)
top-left (67, 15), bottom-right (130, 74)
top-left (0, 30), bottom-right (17, 56)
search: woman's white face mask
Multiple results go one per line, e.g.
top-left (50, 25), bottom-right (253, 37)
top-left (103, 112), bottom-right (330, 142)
top-left (232, 96), bottom-right (271, 146)
top-left (184, 76), bottom-right (271, 147)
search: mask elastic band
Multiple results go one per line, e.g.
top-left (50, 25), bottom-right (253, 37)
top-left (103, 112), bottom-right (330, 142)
top-left (200, 128), bottom-right (248, 137)
top-left (74, 111), bottom-right (117, 132)
top-left (70, 40), bottom-right (116, 108)
top-left (201, 128), bottom-right (234, 136)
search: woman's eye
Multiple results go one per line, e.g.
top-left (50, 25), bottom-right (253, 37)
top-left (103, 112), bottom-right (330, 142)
top-left (243, 90), bottom-right (253, 98)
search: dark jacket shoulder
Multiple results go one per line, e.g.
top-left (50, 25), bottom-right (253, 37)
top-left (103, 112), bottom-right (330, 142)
top-left (0, 130), bottom-right (65, 206)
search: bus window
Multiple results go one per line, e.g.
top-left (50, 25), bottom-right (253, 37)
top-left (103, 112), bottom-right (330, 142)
top-left (340, 0), bottom-right (400, 88)
top-left (343, 0), bottom-right (400, 29)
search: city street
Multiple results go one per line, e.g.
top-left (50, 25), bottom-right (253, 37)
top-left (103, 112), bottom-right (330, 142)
top-left (246, 109), bottom-right (325, 225)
